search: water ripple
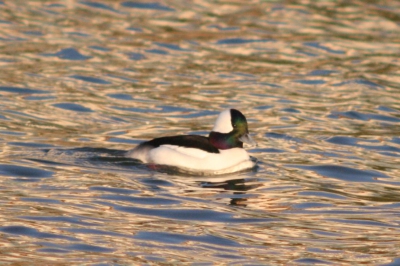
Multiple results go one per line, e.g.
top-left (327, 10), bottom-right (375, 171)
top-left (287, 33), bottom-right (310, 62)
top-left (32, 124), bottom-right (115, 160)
top-left (70, 75), bottom-right (111, 84)
top-left (42, 48), bottom-right (91, 61)
top-left (0, 86), bottom-right (49, 94)
top-left (0, 164), bottom-right (53, 180)
top-left (52, 103), bottom-right (93, 112)
top-left (0, 226), bottom-right (77, 241)
top-left (100, 201), bottom-right (270, 224)
top-left (79, 1), bottom-right (121, 13)
top-left (289, 164), bottom-right (388, 182)
top-left (121, 1), bottom-right (175, 11)
top-left (0, 0), bottom-right (399, 264)
top-left (326, 136), bottom-right (400, 153)
top-left (328, 111), bottom-right (400, 123)
top-left (134, 231), bottom-right (241, 247)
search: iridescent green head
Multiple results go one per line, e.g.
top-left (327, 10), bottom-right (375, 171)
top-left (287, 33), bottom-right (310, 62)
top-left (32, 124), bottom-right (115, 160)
top-left (209, 109), bottom-right (256, 150)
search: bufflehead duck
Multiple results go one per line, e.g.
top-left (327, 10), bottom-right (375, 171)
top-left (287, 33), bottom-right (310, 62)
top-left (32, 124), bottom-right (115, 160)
top-left (126, 109), bottom-right (257, 174)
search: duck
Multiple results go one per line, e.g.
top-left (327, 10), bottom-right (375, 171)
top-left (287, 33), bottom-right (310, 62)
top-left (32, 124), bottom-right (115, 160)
top-left (126, 109), bottom-right (257, 174)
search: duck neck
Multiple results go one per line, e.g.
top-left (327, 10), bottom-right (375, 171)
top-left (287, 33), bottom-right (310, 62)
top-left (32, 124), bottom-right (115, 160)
top-left (209, 131), bottom-right (243, 150)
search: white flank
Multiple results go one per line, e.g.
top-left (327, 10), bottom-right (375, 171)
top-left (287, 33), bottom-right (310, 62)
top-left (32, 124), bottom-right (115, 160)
top-left (212, 109), bottom-right (233, 133)
top-left (148, 146), bottom-right (253, 173)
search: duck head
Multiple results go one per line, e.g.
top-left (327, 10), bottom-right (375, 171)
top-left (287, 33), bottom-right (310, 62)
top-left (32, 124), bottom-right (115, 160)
top-left (209, 109), bottom-right (256, 149)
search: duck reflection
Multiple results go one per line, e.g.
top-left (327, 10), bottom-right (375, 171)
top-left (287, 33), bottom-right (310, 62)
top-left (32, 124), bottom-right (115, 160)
top-left (36, 147), bottom-right (261, 207)
top-left (200, 177), bottom-right (261, 206)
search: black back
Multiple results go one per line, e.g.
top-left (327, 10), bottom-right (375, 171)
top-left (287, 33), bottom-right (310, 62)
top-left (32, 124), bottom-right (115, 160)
top-left (141, 135), bottom-right (220, 154)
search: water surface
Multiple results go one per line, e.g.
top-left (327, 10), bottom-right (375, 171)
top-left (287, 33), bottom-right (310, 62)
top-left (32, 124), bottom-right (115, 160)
top-left (0, 0), bottom-right (400, 264)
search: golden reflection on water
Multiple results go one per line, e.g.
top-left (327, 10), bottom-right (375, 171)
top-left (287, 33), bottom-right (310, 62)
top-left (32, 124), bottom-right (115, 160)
top-left (0, 0), bottom-right (399, 264)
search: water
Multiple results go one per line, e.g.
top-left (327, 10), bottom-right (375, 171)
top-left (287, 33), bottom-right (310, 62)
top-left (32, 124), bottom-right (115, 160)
top-left (1, 0), bottom-right (400, 264)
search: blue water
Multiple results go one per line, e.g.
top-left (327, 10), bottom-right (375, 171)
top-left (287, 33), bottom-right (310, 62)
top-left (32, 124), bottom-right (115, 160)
top-left (0, 0), bottom-right (400, 264)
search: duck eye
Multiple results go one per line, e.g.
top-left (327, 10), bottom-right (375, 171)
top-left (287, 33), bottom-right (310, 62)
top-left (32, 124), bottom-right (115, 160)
top-left (233, 124), bottom-right (237, 128)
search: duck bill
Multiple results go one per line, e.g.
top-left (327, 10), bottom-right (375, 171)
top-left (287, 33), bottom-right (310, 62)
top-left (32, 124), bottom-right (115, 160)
top-left (239, 133), bottom-right (257, 147)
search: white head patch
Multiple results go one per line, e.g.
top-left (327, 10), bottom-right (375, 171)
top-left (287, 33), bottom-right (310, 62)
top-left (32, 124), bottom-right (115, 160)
top-left (212, 109), bottom-right (233, 133)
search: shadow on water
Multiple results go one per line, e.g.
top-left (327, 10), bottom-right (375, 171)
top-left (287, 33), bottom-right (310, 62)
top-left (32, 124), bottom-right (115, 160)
top-left (25, 147), bottom-right (262, 207)
top-left (28, 147), bottom-right (137, 165)
top-left (27, 147), bottom-right (258, 173)
top-left (200, 177), bottom-right (262, 206)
